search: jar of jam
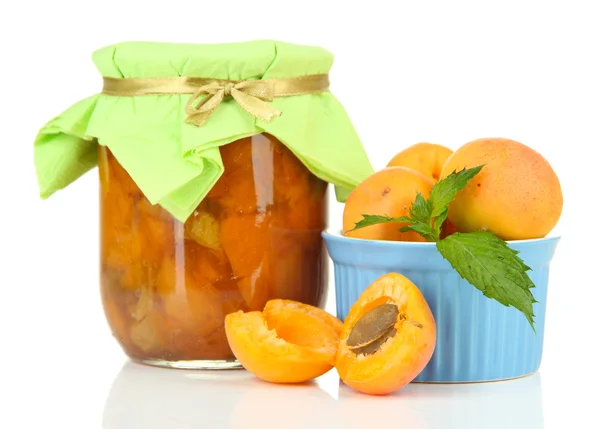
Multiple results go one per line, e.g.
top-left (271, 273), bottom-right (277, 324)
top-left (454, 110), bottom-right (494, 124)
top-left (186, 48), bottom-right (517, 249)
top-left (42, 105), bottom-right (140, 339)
top-left (33, 41), bottom-right (373, 369)
top-left (99, 134), bottom-right (328, 367)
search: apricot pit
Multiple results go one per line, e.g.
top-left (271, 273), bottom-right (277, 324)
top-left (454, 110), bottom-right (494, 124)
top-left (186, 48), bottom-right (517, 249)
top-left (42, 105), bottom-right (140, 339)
top-left (346, 303), bottom-right (399, 355)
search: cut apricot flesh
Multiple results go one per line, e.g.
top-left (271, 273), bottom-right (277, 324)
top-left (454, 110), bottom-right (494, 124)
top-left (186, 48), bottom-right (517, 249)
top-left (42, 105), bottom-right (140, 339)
top-left (225, 300), bottom-right (341, 383)
top-left (264, 299), bottom-right (343, 338)
top-left (336, 273), bottom-right (436, 395)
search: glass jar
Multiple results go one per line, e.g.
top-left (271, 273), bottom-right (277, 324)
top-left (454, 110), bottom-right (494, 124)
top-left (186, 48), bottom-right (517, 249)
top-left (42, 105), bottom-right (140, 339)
top-left (99, 133), bottom-right (328, 369)
top-left (34, 41), bottom-right (375, 370)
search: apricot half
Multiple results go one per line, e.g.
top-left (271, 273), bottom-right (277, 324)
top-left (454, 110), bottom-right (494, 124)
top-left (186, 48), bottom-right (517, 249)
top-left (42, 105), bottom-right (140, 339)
top-left (440, 137), bottom-right (563, 240)
top-left (343, 167), bottom-right (434, 242)
top-left (225, 300), bottom-right (341, 383)
top-left (263, 299), bottom-right (343, 338)
top-left (336, 273), bottom-right (436, 395)
top-left (387, 142), bottom-right (454, 182)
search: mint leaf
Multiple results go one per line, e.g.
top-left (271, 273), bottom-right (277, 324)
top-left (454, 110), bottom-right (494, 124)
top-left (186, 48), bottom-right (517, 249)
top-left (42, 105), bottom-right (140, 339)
top-left (399, 221), bottom-right (436, 241)
top-left (436, 232), bottom-right (536, 330)
top-left (430, 166), bottom-right (484, 218)
top-left (429, 165), bottom-right (483, 238)
top-left (433, 209), bottom-right (448, 238)
top-left (408, 193), bottom-right (432, 223)
top-left (347, 214), bottom-right (411, 233)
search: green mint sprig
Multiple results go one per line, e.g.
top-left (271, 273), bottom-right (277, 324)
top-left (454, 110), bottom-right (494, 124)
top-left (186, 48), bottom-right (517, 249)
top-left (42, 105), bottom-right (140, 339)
top-left (348, 166), bottom-right (537, 330)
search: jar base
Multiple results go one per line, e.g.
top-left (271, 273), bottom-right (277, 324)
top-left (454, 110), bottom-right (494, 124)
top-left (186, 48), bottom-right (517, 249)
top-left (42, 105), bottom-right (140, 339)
top-left (133, 358), bottom-right (243, 370)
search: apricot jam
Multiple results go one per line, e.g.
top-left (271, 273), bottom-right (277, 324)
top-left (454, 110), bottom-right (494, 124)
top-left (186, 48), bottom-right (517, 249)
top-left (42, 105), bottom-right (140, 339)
top-left (99, 134), bottom-right (328, 368)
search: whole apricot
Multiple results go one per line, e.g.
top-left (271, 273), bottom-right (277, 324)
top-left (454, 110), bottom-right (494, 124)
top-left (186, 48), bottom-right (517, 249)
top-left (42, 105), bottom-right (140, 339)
top-left (343, 167), bottom-right (434, 241)
top-left (440, 138), bottom-right (563, 240)
top-left (336, 273), bottom-right (436, 395)
top-left (387, 143), bottom-right (454, 182)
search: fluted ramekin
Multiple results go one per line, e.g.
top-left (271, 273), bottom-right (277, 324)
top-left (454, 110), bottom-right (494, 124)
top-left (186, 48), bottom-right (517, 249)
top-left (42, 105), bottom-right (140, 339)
top-left (323, 230), bottom-right (559, 383)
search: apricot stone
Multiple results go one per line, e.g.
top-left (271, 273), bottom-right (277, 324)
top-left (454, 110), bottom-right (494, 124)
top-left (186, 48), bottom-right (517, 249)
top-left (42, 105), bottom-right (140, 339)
top-left (440, 138), bottom-right (563, 240)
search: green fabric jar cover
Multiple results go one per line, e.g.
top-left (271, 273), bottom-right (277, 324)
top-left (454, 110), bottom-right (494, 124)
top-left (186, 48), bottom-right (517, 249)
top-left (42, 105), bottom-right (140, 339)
top-left (33, 40), bottom-right (374, 222)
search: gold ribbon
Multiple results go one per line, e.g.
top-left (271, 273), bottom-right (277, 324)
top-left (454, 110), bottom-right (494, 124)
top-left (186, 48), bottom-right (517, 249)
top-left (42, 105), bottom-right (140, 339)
top-left (102, 74), bottom-right (330, 126)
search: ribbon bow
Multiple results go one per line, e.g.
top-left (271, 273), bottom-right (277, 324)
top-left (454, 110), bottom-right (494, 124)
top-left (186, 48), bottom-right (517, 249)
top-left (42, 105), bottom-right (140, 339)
top-left (102, 74), bottom-right (330, 126)
top-left (184, 80), bottom-right (282, 127)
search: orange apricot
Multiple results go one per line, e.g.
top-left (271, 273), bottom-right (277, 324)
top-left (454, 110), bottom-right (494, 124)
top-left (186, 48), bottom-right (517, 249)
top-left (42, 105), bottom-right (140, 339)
top-left (387, 143), bottom-right (454, 182)
top-left (225, 301), bottom-right (341, 383)
top-left (336, 273), bottom-right (436, 395)
top-left (440, 137), bottom-right (563, 240)
top-left (343, 167), bottom-right (434, 242)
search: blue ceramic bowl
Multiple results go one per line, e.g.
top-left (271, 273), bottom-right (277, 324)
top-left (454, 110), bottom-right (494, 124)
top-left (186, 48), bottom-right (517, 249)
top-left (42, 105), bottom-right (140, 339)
top-left (323, 230), bottom-right (560, 383)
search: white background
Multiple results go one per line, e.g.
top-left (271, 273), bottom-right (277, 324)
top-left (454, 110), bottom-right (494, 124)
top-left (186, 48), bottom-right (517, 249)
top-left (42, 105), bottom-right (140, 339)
top-left (1, 1), bottom-right (599, 428)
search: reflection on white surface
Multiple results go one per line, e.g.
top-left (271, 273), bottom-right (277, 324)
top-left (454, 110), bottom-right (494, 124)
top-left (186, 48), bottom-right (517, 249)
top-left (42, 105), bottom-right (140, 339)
top-left (336, 376), bottom-right (544, 429)
top-left (103, 362), bottom-right (543, 429)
